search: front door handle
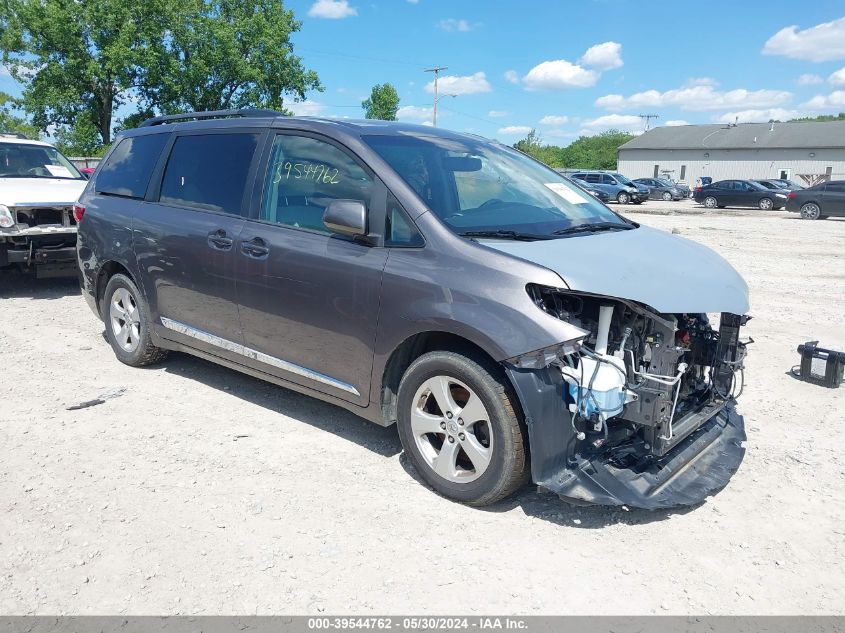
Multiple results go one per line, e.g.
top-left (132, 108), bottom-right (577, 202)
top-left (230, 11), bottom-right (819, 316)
top-left (241, 236), bottom-right (269, 259)
top-left (207, 229), bottom-right (234, 251)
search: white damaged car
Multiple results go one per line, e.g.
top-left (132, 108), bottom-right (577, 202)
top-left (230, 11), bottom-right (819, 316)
top-left (0, 135), bottom-right (88, 277)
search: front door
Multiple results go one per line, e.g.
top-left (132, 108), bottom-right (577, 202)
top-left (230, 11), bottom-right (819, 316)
top-left (135, 130), bottom-right (263, 359)
top-left (822, 182), bottom-right (845, 214)
top-left (234, 132), bottom-right (388, 405)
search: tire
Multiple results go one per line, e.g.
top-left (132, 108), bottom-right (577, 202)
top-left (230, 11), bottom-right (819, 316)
top-left (704, 196), bottom-right (718, 209)
top-left (396, 350), bottom-right (529, 506)
top-left (662, 191), bottom-right (673, 201)
top-left (800, 202), bottom-right (821, 220)
top-left (616, 191), bottom-right (630, 204)
top-left (102, 273), bottom-right (168, 367)
top-left (758, 197), bottom-right (774, 210)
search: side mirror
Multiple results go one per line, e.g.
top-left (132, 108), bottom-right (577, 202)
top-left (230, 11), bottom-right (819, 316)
top-left (323, 199), bottom-right (367, 238)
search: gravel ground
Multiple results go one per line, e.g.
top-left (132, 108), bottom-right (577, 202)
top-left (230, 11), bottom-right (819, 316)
top-left (1, 209), bottom-right (844, 615)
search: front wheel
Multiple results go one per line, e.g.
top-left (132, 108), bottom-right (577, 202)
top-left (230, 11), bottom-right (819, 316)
top-left (616, 191), bottom-right (630, 204)
top-left (396, 351), bottom-right (529, 506)
top-left (800, 202), bottom-right (821, 220)
top-left (759, 197), bottom-right (774, 210)
top-left (662, 191), bottom-right (673, 201)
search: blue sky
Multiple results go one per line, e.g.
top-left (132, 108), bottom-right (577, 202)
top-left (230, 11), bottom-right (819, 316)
top-left (4, 0), bottom-right (845, 144)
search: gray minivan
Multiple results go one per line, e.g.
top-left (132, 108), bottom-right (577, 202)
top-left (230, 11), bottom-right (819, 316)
top-left (77, 109), bottom-right (750, 509)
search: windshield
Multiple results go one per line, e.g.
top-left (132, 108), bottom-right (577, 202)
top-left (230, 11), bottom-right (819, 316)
top-left (0, 142), bottom-right (84, 180)
top-left (364, 133), bottom-right (628, 238)
top-left (656, 179), bottom-right (674, 187)
top-left (610, 173), bottom-right (634, 186)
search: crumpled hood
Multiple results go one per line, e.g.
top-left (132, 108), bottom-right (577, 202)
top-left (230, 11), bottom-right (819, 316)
top-left (0, 178), bottom-right (87, 206)
top-left (480, 225), bottom-right (749, 314)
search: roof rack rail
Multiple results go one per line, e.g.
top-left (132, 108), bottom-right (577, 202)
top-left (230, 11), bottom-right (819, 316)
top-left (138, 108), bottom-right (282, 128)
top-left (0, 132), bottom-right (32, 139)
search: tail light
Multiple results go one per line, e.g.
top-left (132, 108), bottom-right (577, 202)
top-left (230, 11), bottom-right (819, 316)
top-left (72, 202), bottom-right (85, 222)
top-left (694, 186), bottom-right (702, 193)
top-left (787, 192), bottom-right (796, 199)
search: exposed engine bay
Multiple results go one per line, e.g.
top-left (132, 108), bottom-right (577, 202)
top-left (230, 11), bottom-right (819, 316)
top-left (0, 204), bottom-right (78, 277)
top-left (506, 284), bottom-right (751, 508)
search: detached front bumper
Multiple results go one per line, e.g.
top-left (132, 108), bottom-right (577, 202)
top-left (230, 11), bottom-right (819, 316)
top-left (506, 365), bottom-right (746, 510)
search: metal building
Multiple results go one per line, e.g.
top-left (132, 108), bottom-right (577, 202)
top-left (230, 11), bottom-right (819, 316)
top-left (617, 121), bottom-right (845, 187)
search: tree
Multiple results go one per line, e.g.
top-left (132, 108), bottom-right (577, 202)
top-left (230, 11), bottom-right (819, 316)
top-left (513, 129), bottom-right (635, 170)
top-left (0, 92), bottom-right (39, 139)
top-left (0, 0), bottom-right (322, 149)
top-left (139, 0), bottom-right (322, 114)
top-left (362, 83), bottom-right (400, 121)
top-left (0, 0), bottom-right (171, 147)
top-left (790, 112), bottom-right (845, 123)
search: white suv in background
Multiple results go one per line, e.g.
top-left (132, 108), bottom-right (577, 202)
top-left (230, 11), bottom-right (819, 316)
top-left (0, 135), bottom-right (88, 277)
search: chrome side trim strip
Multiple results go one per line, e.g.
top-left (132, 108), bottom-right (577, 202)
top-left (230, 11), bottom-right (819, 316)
top-left (159, 316), bottom-right (361, 397)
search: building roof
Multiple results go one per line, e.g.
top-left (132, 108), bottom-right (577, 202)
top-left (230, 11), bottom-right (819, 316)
top-left (618, 121), bottom-right (845, 151)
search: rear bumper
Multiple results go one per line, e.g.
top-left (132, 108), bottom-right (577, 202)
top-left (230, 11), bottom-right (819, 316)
top-left (506, 365), bottom-right (746, 509)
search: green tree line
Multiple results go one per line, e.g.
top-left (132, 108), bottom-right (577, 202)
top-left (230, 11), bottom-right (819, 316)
top-left (0, 0), bottom-right (322, 155)
top-left (513, 128), bottom-right (635, 170)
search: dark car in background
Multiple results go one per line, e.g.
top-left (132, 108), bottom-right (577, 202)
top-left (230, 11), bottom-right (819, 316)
top-left (633, 178), bottom-right (684, 201)
top-left (785, 180), bottom-right (845, 220)
top-left (573, 179), bottom-right (611, 203)
top-left (694, 179), bottom-right (789, 210)
top-left (770, 178), bottom-right (804, 191)
top-left (570, 171), bottom-right (647, 204)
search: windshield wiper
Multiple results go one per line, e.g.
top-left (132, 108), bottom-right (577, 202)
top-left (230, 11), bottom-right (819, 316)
top-left (552, 222), bottom-right (635, 236)
top-left (458, 229), bottom-right (553, 241)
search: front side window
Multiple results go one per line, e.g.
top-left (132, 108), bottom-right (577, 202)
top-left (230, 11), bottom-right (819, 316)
top-left (96, 134), bottom-right (169, 199)
top-left (260, 134), bottom-right (373, 234)
top-left (159, 133), bottom-right (259, 215)
top-left (364, 133), bottom-right (627, 238)
top-left (0, 142), bottom-right (84, 181)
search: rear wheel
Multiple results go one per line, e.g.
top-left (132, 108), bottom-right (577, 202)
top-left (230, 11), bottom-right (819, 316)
top-left (396, 351), bottom-right (528, 506)
top-left (704, 196), bottom-right (717, 209)
top-left (616, 191), bottom-right (630, 204)
top-left (800, 202), bottom-right (821, 220)
top-left (103, 274), bottom-right (168, 367)
top-left (759, 197), bottom-right (774, 210)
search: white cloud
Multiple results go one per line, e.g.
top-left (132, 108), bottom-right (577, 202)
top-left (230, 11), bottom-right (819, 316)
top-left (308, 0), bottom-right (357, 19)
top-left (396, 105), bottom-right (434, 122)
top-left (497, 125), bottom-right (532, 136)
top-left (438, 18), bottom-right (473, 32)
top-left (801, 91), bottom-right (845, 110)
top-left (715, 109), bottom-right (800, 123)
top-left (579, 41), bottom-right (623, 70)
top-left (798, 73), bottom-right (824, 85)
top-left (285, 100), bottom-right (328, 116)
top-left (503, 70), bottom-right (519, 84)
top-left (581, 114), bottom-right (643, 134)
top-left (488, 110), bottom-right (509, 118)
top-left (425, 71), bottom-right (491, 95)
top-left (829, 67), bottom-right (845, 85)
top-left (0, 65), bottom-right (10, 77)
top-left (595, 84), bottom-right (792, 112)
top-left (539, 115), bottom-right (569, 125)
top-left (665, 120), bottom-right (689, 126)
top-left (763, 17), bottom-right (845, 62)
top-left (523, 59), bottom-right (598, 90)
top-left (687, 77), bottom-right (718, 87)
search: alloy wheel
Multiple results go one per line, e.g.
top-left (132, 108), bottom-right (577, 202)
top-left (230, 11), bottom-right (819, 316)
top-left (704, 196), bottom-right (717, 209)
top-left (759, 198), bottom-right (773, 210)
top-left (410, 375), bottom-right (493, 483)
top-left (800, 203), bottom-right (820, 220)
top-left (109, 287), bottom-right (141, 352)
top-left (617, 192), bottom-right (629, 204)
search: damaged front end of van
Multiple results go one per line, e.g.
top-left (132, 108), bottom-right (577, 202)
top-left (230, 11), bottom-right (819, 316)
top-left (487, 226), bottom-right (751, 509)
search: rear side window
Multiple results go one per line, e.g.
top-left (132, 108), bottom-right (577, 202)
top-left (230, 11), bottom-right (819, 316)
top-left (159, 133), bottom-right (259, 215)
top-left (826, 182), bottom-right (845, 192)
top-left (96, 133), bottom-right (169, 199)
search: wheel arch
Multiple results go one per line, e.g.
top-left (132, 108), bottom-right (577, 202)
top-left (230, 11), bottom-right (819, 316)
top-left (378, 330), bottom-right (520, 428)
top-left (95, 260), bottom-right (136, 318)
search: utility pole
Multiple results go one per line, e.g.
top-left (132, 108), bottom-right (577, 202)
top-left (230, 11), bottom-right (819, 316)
top-left (638, 113), bottom-right (659, 131)
top-left (424, 66), bottom-right (448, 126)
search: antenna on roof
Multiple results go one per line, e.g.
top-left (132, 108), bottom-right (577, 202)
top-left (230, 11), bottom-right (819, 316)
top-left (638, 113), bottom-right (659, 131)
